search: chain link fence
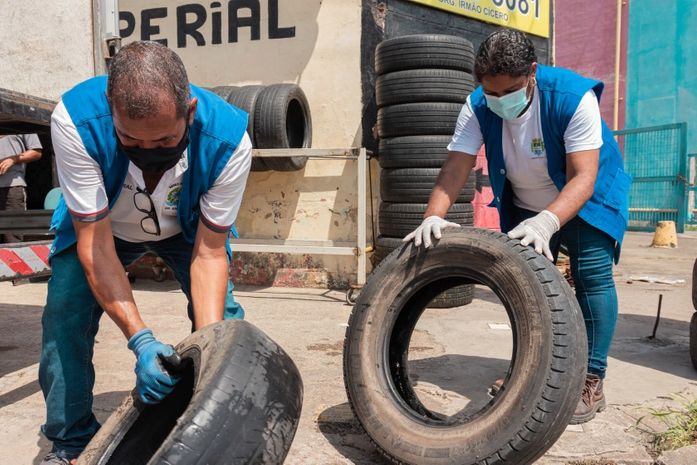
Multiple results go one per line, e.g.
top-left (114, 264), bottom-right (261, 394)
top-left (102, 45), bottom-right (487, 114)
top-left (614, 123), bottom-right (688, 233)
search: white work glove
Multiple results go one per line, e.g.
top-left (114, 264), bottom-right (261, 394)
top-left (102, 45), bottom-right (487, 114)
top-left (507, 210), bottom-right (560, 261)
top-left (403, 215), bottom-right (461, 248)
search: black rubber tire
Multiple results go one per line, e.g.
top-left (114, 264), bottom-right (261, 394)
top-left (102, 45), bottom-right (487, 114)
top-left (692, 258), bottom-right (697, 310)
top-left (227, 85), bottom-right (267, 172)
top-left (375, 34), bottom-right (475, 75)
top-left (344, 228), bottom-right (587, 465)
top-left (254, 84), bottom-right (312, 171)
top-left (378, 202), bottom-right (473, 238)
top-left (374, 235), bottom-right (405, 263)
top-left (79, 320), bottom-right (303, 465)
top-left (379, 136), bottom-right (452, 169)
top-left (377, 102), bottom-right (461, 138)
top-left (691, 313), bottom-right (697, 370)
top-left (376, 70), bottom-right (474, 108)
top-left (428, 284), bottom-right (474, 308)
top-left (475, 167), bottom-right (491, 192)
top-left (374, 236), bottom-right (474, 309)
top-left (380, 167), bottom-right (475, 203)
top-left (208, 85), bottom-right (238, 101)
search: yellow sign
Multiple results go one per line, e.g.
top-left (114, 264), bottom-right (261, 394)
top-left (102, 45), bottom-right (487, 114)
top-left (405, 0), bottom-right (550, 38)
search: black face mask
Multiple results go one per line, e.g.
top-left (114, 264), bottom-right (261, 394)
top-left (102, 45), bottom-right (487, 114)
top-left (118, 126), bottom-right (189, 174)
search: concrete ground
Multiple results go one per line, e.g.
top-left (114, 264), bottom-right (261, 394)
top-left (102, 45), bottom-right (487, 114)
top-left (2, 231), bottom-right (697, 464)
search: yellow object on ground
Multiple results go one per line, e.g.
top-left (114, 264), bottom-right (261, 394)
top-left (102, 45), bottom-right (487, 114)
top-left (651, 221), bottom-right (678, 248)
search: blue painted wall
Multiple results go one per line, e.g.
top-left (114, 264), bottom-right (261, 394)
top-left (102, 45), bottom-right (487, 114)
top-left (627, 0), bottom-right (697, 153)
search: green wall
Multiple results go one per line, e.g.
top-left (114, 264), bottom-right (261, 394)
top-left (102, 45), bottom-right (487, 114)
top-left (627, 0), bottom-right (697, 153)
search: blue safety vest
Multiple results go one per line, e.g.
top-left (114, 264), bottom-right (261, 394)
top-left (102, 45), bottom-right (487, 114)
top-left (470, 64), bottom-right (631, 261)
top-left (49, 76), bottom-right (248, 258)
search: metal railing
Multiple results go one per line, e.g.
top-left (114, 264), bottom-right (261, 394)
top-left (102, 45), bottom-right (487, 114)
top-left (614, 123), bottom-right (688, 233)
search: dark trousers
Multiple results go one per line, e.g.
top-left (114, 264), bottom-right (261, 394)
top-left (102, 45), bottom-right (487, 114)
top-left (39, 234), bottom-right (244, 455)
top-left (0, 186), bottom-right (26, 242)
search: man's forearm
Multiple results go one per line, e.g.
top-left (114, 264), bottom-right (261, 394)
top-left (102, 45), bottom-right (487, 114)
top-left (547, 173), bottom-right (595, 226)
top-left (547, 150), bottom-right (599, 226)
top-left (13, 149), bottom-right (42, 164)
top-left (190, 253), bottom-right (228, 329)
top-left (77, 240), bottom-right (145, 339)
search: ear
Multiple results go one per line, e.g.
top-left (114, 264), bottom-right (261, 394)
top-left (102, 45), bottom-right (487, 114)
top-left (530, 62), bottom-right (538, 79)
top-left (188, 98), bottom-right (198, 125)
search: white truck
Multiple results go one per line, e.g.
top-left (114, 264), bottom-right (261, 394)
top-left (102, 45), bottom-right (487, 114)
top-left (0, 0), bottom-right (367, 285)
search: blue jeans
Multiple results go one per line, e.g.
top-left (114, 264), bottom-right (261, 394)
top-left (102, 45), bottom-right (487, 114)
top-left (511, 207), bottom-right (618, 379)
top-left (39, 234), bottom-right (243, 456)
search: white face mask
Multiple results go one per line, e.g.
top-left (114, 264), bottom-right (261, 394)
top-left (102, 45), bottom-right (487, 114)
top-left (485, 84), bottom-right (531, 120)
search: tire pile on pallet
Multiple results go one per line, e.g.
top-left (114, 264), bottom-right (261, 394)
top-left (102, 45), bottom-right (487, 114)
top-left (375, 34), bottom-right (477, 308)
top-left (211, 84), bottom-right (312, 172)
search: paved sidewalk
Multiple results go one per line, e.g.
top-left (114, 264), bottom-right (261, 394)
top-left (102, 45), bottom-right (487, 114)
top-left (1, 232), bottom-right (697, 464)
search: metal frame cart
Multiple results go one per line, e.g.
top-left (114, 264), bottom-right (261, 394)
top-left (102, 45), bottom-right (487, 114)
top-left (232, 147), bottom-right (372, 304)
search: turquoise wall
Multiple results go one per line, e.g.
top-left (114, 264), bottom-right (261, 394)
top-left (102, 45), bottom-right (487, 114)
top-left (627, 0), bottom-right (697, 153)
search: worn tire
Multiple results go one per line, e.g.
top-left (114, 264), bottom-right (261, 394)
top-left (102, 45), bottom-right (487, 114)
top-left (374, 236), bottom-right (474, 309)
top-left (208, 86), bottom-right (239, 101)
top-left (691, 313), bottom-right (697, 370)
top-left (380, 168), bottom-right (475, 203)
top-left (378, 202), bottom-right (473, 238)
top-left (428, 284), bottom-right (474, 308)
top-left (377, 102), bottom-right (461, 138)
top-left (379, 136), bottom-right (452, 169)
top-left (79, 320), bottom-right (303, 465)
top-left (227, 85), bottom-right (267, 171)
top-left (376, 70), bottom-right (474, 107)
top-left (692, 259), bottom-right (697, 310)
top-left (375, 34), bottom-right (475, 75)
top-left (254, 84), bottom-right (312, 171)
top-left (344, 228), bottom-right (587, 465)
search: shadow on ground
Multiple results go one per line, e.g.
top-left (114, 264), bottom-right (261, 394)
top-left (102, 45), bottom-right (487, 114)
top-left (316, 402), bottom-right (391, 465)
top-left (0, 380), bottom-right (40, 409)
top-left (409, 354), bottom-right (510, 418)
top-left (610, 313), bottom-right (697, 380)
top-left (235, 285), bottom-right (346, 304)
top-left (31, 390), bottom-right (129, 465)
top-left (318, 353), bottom-right (510, 464)
top-left (0, 303), bottom-right (43, 378)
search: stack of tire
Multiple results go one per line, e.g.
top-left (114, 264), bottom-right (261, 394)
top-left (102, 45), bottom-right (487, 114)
top-left (210, 84), bottom-right (312, 171)
top-left (375, 34), bottom-right (476, 308)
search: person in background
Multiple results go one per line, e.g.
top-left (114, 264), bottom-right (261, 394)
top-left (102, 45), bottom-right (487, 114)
top-left (40, 41), bottom-right (251, 464)
top-left (404, 29), bottom-right (631, 425)
top-left (0, 133), bottom-right (43, 242)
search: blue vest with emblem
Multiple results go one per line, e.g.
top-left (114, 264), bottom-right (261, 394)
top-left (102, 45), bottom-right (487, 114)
top-left (49, 76), bottom-right (248, 258)
top-left (470, 64), bottom-right (631, 261)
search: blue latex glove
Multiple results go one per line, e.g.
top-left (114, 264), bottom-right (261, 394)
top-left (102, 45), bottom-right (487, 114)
top-left (127, 328), bottom-right (180, 404)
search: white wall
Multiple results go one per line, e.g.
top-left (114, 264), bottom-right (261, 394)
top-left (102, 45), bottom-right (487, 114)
top-left (0, 0), bottom-right (96, 100)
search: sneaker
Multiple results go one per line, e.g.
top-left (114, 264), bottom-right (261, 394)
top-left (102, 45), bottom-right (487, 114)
top-left (570, 374), bottom-right (606, 424)
top-left (40, 452), bottom-right (78, 465)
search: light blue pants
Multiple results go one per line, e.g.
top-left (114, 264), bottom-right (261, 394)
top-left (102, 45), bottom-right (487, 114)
top-left (511, 207), bottom-right (618, 379)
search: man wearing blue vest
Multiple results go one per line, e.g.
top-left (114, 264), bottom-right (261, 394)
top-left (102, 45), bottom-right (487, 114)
top-left (405, 29), bottom-right (630, 425)
top-left (40, 41), bottom-right (251, 464)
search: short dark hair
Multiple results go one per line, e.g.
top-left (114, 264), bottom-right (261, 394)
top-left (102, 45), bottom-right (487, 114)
top-left (474, 29), bottom-right (537, 81)
top-left (107, 41), bottom-right (190, 119)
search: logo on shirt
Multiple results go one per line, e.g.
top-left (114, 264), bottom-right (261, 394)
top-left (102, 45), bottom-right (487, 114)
top-left (530, 138), bottom-right (545, 157)
top-left (163, 183), bottom-right (181, 216)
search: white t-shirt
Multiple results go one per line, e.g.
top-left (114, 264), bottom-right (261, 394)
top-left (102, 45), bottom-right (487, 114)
top-left (51, 100), bottom-right (252, 242)
top-left (448, 88), bottom-right (603, 212)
